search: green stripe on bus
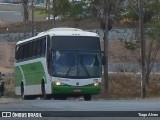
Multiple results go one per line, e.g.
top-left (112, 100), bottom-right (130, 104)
top-left (15, 66), bottom-right (23, 87)
top-left (15, 62), bottom-right (46, 86)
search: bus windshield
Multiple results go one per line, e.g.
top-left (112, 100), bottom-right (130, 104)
top-left (52, 50), bottom-right (102, 79)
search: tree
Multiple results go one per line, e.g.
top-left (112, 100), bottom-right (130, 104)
top-left (121, 0), bottom-right (160, 97)
top-left (41, 0), bottom-right (91, 20)
top-left (145, 0), bottom-right (160, 84)
top-left (90, 0), bottom-right (103, 17)
top-left (46, 0), bottom-right (93, 27)
top-left (39, 0), bottom-right (89, 26)
top-left (102, 0), bottom-right (124, 93)
top-left (54, 0), bottom-right (71, 18)
top-left (21, 0), bottom-right (29, 38)
top-left (22, 0), bottom-right (29, 23)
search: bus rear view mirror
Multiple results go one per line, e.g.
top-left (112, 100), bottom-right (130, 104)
top-left (102, 56), bottom-right (106, 65)
top-left (101, 51), bottom-right (106, 65)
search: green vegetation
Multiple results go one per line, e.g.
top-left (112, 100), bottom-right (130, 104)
top-left (34, 0), bottom-right (92, 21)
top-left (28, 7), bottom-right (47, 21)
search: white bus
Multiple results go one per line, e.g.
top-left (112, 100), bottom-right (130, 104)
top-left (15, 28), bottom-right (103, 100)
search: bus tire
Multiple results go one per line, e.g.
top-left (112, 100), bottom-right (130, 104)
top-left (41, 80), bottom-right (51, 100)
top-left (21, 82), bottom-right (27, 100)
top-left (84, 95), bottom-right (91, 101)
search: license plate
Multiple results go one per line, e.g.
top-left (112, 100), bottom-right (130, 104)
top-left (73, 90), bottom-right (81, 93)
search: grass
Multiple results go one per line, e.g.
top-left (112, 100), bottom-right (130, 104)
top-left (107, 74), bottom-right (141, 99)
top-left (95, 74), bottom-right (160, 100)
top-left (28, 7), bottom-right (47, 21)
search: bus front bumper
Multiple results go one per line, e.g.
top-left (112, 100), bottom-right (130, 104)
top-left (52, 85), bottom-right (101, 95)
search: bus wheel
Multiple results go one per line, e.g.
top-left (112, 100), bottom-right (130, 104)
top-left (21, 82), bottom-right (26, 100)
top-left (84, 95), bottom-right (91, 101)
top-left (41, 81), bottom-right (51, 100)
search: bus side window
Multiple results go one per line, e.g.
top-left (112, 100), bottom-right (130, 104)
top-left (22, 44), bottom-right (25, 59)
top-left (23, 44), bottom-right (26, 59)
top-left (24, 43), bottom-right (29, 59)
top-left (28, 42), bottom-right (32, 58)
top-left (37, 38), bottom-right (41, 56)
top-left (18, 45), bottom-right (23, 60)
top-left (33, 41), bottom-right (38, 57)
top-left (36, 40), bottom-right (38, 57)
top-left (41, 37), bottom-right (46, 56)
top-left (31, 42), bottom-right (34, 57)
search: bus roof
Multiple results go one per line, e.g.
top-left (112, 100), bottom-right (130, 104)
top-left (16, 27), bottom-right (99, 45)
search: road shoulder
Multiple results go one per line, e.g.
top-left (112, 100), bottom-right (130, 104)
top-left (0, 97), bottom-right (20, 104)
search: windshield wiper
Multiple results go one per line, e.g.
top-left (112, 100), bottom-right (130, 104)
top-left (65, 59), bottom-right (75, 77)
top-left (79, 59), bottom-right (90, 77)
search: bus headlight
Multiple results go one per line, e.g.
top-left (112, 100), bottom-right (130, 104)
top-left (94, 82), bottom-right (100, 86)
top-left (56, 81), bottom-right (61, 86)
top-left (54, 81), bottom-right (65, 86)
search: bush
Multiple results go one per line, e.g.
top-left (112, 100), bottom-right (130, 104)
top-left (99, 74), bottom-right (160, 99)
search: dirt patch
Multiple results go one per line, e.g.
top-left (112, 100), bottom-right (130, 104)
top-left (0, 42), bottom-right (15, 74)
top-left (0, 20), bottom-right (6, 26)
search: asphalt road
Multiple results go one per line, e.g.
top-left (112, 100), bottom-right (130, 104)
top-left (0, 11), bottom-right (23, 23)
top-left (0, 3), bottom-right (23, 23)
top-left (0, 99), bottom-right (160, 120)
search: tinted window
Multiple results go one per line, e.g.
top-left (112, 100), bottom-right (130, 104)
top-left (52, 36), bottom-right (100, 51)
top-left (41, 38), bottom-right (46, 55)
top-left (19, 45), bottom-right (23, 60)
top-left (28, 42), bottom-right (33, 58)
top-left (24, 43), bottom-right (29, 59)
top-left (15, 36), bottom-right (47, 62)
top-left (52, 50), bottom-right (102, 78)
top-left (37, 39), bottom-right (41, 56)
top-left (33, 41), bottom-right (37, 56)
